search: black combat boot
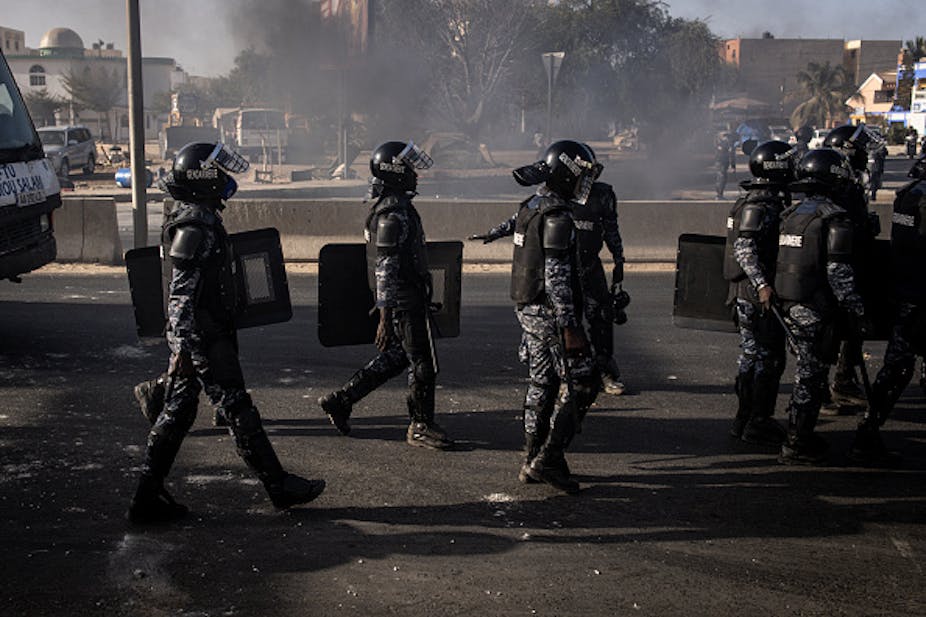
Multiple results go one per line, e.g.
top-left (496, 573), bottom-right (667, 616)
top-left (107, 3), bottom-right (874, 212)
top-left (778, 409), bottom-right (828, 465)
top-left (234, 411), bottom-right (325, 508)
top-left (518, 431), bottom-right (543, 484)
top-left (405, 380), bottom-right (453, 450)
top-left (127, 474), bottom-right (188, 524)
top-left (317, 370), bottom-right (384, 435)
top-left (741, 373), bottom-right (786, 447)
top-left (730, 372), bottom-right (753, 438)
top-left (134, 375), bottom-right (167, 425)
top-left (527, 407), bottom-right (579, 494)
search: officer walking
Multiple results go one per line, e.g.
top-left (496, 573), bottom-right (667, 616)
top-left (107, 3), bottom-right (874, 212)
top-left (472, 146), bottom-right (628, 396)
top-left (317, 141), bottom-right (453, 450)
top-left (821, 124), bottom-right (882, 413)
top-left (714, 131), bottom-right (737, 199)
top-left (774, 148), bottom-right (870, 465)
top-left (723, 140), bottom-right (793, 446)
top-left (127, 142), bottom-right (325, 524)
top-left (849, 154), bottom-right (926, 464)
top-left (508, 140), bottom-right (599, 493)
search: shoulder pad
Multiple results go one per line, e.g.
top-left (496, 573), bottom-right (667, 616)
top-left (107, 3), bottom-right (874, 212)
top-left (826, 217), bottom-right (854, 262)
top-left (169, 225), bottom-right (205, 265)
top-left (376, 213), bottom-right (403, 248)
top-left (739, 203), bottom-right (766, 234)
top-left (817, 201), bottom-right (847, 220)
top-left (542, 213), bottom-right (574, 251)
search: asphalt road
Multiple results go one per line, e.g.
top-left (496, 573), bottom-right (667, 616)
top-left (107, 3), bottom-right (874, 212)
top-left (1, 269), bottom-right (924, 617)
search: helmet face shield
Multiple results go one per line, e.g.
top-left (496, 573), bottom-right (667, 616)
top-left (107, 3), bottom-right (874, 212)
top-left (398, 141), bottom-right (433, 170)
top-left (204, 142), bottom-right (250, 175)
top-left (573, 172), bottom-right (594, 205)
top-left (513, 161), bottom-right (551, 186)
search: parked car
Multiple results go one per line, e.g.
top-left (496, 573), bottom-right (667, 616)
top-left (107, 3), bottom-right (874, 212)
top-left (36, 125), bottom-right (96, 176)
top-left (768, 125), bottom-right (791, 142)
top-left (808, 128), bottom-right (830, 149)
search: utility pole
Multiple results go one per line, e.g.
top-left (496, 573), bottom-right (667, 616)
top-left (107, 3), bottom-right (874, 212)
top-left (126, 0), bottom-right (147, 249)
top-left (541, 52), bottom-right (565, 146)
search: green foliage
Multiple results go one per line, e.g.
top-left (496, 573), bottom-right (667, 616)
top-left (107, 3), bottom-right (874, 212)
top-left (897, 36), bottom-right (926, 111)
top-left (789, 61), bottom-right (854, 129)
top-left (60, 64), bottom-right (122, 113)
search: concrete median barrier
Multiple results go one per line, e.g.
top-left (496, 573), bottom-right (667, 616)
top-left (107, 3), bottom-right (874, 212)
top-left (170, 197), bottom-right (900, 264)
top-left (55, 197), bottom-right (123, 264)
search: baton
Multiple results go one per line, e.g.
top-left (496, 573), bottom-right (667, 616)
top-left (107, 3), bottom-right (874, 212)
top-left (425, 306), bottom-right (440, 376)
top-left (769, 303), bottom-right (799, 354)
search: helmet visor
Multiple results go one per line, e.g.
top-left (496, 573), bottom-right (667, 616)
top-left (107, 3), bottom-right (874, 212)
top-left (573, 172), bottom-right (594, 205)
top-left (398, 141), bottom-right (433, 170)
top-left (204, 142), bottom-right (250, 174)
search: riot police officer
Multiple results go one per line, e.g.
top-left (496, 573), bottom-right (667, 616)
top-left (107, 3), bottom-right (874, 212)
top-left (472, 147), bottom-right (628, 396)
top-left (775, 148), bottom-right (869, 465)
top-left (317, 141), bottom-right (453, 450)
top-left (508, 140), bottom-right (599, 493)
top-left (723, 140), bottom-right (793, 446)
top-left (714, 131), bottom-right (737, 199)
top-left (127, 142), bottom-right (325, 524)
top-left (849, 154), bottom-right (926, 464)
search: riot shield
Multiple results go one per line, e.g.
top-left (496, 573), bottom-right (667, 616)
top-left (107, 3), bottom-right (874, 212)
top-left (125, 227), bottom-right (292, 339)
top-left (318, 241), bottom-right (463, 347)
top-left (858, 238), bottom-right (892, 341)
top-left (673, 233), bottom-right (737, 333)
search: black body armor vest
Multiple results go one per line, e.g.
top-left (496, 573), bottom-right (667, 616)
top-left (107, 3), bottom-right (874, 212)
top-left (722, 190), bottom-right (784, 283)
top-left (161, 201), bottom-right (238, 322)
top-left (510, 195), bottom-right (575, 305)
top-left (571, 182), bottom-right (613, 267)
top-left (891, 180), bottom-right (926, 302)
top-left (364, 193), bottom-right (430, 308)
top-left (774, 198), bottom-right (844, 311)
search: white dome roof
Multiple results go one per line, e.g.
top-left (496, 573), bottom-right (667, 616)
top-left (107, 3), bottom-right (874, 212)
top-left (39, 27), bottom-right (84, 50)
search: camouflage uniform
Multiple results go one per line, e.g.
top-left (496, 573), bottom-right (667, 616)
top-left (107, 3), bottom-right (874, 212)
top-left (320, 189), bottom-right (450, 448)
top-left (572, 182), bottom-right (626, 392)
top-left (479, 182), bottom-right (626, 392)
top-left (776, 196), bottom-right (865, 464)
top-left (851, 175), bottom-right (926, 461)
top-left (511, 190), bottom-right (597, 492)
top-left (134, 200), bottom-right (319, 514)
top-left (724, 185), bottom-right (788, 443)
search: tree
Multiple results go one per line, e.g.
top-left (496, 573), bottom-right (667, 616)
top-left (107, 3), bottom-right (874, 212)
top-left (377, 0), bottom-right (541, 142)
top-left (896, 36), bottom-right (926, 111)
top-left (60, 64), bottom-right (123, 140)
top-left (24, 89), bottom-right (65, 127)
top-left (789, 61), bottom-right (853, 129)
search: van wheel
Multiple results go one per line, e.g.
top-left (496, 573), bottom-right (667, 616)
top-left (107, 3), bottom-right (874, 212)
top-left (59, 158), bottom-right (69, 177)
top-left (83, 153), bottom-right (95, 175)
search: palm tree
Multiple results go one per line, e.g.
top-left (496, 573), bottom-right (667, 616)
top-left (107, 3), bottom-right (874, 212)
top-left (789, 61), bottom-right (853, 129)
top-left (897, 36), bottom-right (926, 110)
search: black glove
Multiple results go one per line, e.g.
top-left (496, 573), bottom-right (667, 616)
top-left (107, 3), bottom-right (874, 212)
top-left (468, 233), bottom-right (490, 243)
top-left (612, 262), bottom-right (624, 286)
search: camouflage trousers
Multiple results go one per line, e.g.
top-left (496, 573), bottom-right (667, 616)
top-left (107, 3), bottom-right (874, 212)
top-left (144, 332), bottom-right (264, 480)
top-left (782, 304), bottom-right (829, 436)
top-left (516, 304), bottom-right (597, 438)
top-left (736, 300), bottom-right (786, 377)
top-left (867, 302), bottom-right (925, 424)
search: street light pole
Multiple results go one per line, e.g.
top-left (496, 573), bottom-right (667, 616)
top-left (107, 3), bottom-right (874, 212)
top-left (541, 52), bottom-right (565, 147)
top-left (126, 0), bottom-right (147, 249)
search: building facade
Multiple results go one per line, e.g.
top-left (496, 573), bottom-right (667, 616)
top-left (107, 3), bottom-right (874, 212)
top-left (2, 26), bottom-right (185, 140)
top-left (721, 37), bottom-right (900, 121)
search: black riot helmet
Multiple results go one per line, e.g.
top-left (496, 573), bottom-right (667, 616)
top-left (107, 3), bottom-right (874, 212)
top-left (748, 140), bottom-right (794, 184)
top-left (909, 152), bottom-right (926, 180)
top-left (159, 142), bottom-right (249, 203)
top-left (369, 140), bottom-right (433, 192)
top-left (794, 125), bottom-right (813, 144)
top-left (794, 147), bottom-right (853, 195)
top-left (542, 140), bottom-right (597, 204)
top-left (823, 123), bottom-right (877, 172)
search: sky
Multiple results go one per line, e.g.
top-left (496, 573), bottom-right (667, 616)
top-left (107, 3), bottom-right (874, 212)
top-left (2, 0), bottom-right (921, 77)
